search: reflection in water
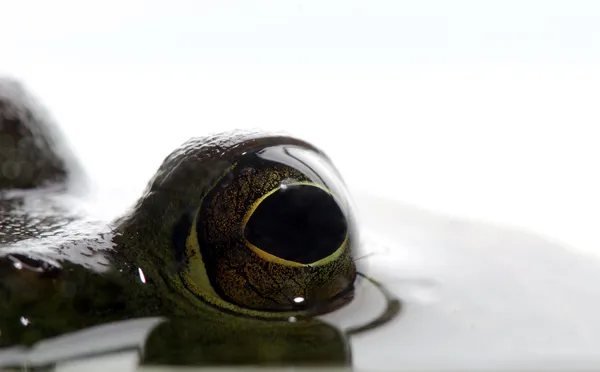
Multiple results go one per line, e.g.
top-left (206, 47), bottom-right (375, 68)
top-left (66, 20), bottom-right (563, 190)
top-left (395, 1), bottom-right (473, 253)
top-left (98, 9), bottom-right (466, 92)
top-left (141, 317), bottom-right (351, 367)
top-left (346, 274), bottom-right (402, 336)
top-left (0, 251), bottom-right (351, 368)
top-left (0, 258), bottom-right (401, 369)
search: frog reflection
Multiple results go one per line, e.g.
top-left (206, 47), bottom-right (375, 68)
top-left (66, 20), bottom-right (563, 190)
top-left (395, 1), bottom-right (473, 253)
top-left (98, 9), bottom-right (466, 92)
top-left (0, 79), bottom-right (359, 366)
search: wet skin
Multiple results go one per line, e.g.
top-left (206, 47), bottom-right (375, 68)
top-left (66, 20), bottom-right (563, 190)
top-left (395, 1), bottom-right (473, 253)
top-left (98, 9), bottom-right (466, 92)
top-left (0, 80), bottom-right (359, 367)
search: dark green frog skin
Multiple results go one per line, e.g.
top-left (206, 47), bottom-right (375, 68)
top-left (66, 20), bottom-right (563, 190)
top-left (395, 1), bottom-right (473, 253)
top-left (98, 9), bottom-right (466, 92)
top-left (0, 79), bottom-right (361, 367)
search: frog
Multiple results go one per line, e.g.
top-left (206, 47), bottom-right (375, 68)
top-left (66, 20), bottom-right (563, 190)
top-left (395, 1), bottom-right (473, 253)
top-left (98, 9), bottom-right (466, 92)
top-left (0, 78), bottom-right (397, 369)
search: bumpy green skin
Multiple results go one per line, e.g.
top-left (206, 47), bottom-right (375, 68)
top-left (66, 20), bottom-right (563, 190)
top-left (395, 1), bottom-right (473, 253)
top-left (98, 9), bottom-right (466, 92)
top-left (114, 132), bottom-right (335, 313)
top-left (0, 80), bottom-right (352, 367)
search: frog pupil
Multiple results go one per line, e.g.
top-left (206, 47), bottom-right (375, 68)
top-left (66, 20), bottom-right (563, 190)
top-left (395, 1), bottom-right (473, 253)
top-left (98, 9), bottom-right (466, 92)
top-left (244, 184), bottom-right (347, 264)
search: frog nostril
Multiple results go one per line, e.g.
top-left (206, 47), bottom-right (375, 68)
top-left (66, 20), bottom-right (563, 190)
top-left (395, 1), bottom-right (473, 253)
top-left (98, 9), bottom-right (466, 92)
top-left (243, 184), bottom-right (347, 265)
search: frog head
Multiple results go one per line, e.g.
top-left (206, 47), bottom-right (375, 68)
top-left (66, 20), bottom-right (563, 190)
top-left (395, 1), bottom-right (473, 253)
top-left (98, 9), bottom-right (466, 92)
top-left (114, 131), bottom-right (361, 319)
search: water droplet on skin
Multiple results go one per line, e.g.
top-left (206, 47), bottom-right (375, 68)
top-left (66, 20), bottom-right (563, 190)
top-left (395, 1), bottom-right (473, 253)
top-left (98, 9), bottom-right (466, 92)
top-left (138, 267), bottom-right (147, 284)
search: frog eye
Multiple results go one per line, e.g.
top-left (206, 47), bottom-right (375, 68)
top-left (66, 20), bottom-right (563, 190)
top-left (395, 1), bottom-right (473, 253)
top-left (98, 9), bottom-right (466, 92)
top-left (242, 182), bottom-right (348, 268)
top-left (178, 143), bottom-right (358, 317)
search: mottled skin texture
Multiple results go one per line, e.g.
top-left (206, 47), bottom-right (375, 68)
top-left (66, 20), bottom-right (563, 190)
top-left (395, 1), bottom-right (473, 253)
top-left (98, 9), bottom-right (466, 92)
top-left (0, 80), bottom-right (355, 367)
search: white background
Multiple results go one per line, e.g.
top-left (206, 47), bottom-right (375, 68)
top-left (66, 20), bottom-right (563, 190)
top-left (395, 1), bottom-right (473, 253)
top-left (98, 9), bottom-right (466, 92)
top-left (1, 0), bottom-right (600, 258)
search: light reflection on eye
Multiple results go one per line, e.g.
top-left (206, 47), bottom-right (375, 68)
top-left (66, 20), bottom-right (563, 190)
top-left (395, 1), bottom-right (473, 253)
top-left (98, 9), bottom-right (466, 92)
top-left (293, 297), bottom-right (305, 303)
